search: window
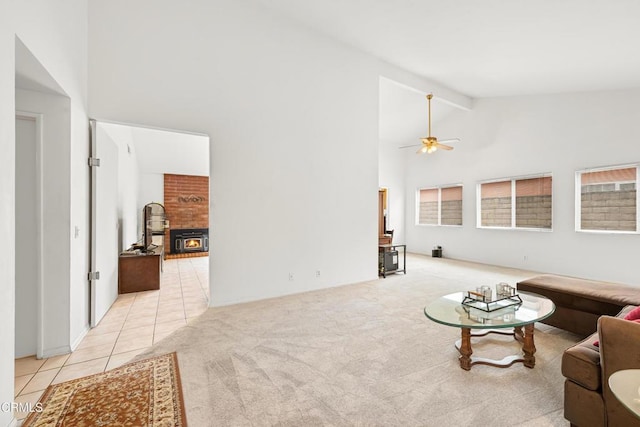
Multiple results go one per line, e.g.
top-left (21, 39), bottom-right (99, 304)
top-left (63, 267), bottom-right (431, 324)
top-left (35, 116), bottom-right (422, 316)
top-left (441, 186), bottom-right (463, 226)
top-left (418, 188), bottom-right (438, 225)
top-left (479, 181), bottom-right (512, 227)
top-left (515, 177), bottom-right (553, 229)
top-left (478, 175), bottom-right (552, 230)
top-left (417, 185), bottom-right (462, 226)
top-left (576, 165), bottom-right (638, 232)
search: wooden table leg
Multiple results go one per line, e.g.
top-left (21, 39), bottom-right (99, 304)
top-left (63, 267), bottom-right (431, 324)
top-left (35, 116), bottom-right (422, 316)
top-left (513, 325), bottom-right (524, 341)
top-left (453, 324), bottom-right (538, 370)
top-left (522, 323), bottom-right (536, 368)
top-left (459, 328), bottom-right (472, 371)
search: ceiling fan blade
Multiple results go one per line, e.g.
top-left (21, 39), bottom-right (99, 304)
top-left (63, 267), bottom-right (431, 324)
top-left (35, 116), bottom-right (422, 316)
top-left (438, 138), bottom-right (460, 144)
top-left (436, 143), bottom-right (454, 151)
top-left (398, 144), bottom-right (422, 149)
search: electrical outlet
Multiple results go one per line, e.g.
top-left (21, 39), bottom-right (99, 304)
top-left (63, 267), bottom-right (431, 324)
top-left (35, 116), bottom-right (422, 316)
top-left (315, 270), bottom-right (321, 278)
top-left (523, 255), bottom-right (528, 261)
top-left (289, 273), bottom-right (294, 281)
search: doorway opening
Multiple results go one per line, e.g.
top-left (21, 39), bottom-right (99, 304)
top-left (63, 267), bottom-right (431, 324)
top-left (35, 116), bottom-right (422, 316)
top-left (15, 36), bottom-right (71, 363)
top-left (378, 188), bottom-right (393, 245)
top-left (90, 120), bottom-right (211, 329)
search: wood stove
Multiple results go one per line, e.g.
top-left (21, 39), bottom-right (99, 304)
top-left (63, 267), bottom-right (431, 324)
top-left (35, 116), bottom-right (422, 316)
top-left (170, 228), bottom-right (209, 254)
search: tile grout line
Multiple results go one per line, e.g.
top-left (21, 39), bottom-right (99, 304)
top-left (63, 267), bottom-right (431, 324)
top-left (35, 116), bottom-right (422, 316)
top-left (178, 259), bottom-right (188, 324)
top-left (14, 257), bottom-right (209, 402)
top-left (85, 296), bottom-right (135, 371)
top-left (48, 294), bottom-right (137, 386)
top-left (150, 285), bottom-right (161, 345)
top-left (111, 290), bottom-right (159, 360)
top-left (196, 258), bottom-right (210, 304)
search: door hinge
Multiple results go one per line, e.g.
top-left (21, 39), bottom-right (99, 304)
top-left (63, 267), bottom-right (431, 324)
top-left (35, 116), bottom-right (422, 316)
top-left (88, 157), bottom-right (101, 167)
top-left (88, 271), bottom-right (100, 281)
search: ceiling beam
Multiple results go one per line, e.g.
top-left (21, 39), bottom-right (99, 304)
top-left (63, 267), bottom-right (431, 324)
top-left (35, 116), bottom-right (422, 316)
top-left (378, 61), bottom-right (473, 111)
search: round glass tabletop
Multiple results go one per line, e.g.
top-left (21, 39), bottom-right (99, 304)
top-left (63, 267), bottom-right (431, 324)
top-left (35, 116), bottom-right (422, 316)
top-left (424, 290), bottom-right (555, 329)
top-left (608, 369), bottom-right (640, 419)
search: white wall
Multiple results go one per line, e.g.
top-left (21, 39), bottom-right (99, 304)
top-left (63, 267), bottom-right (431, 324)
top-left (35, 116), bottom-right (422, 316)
top-left (11, 0), bottom-right (90, 356)
top-left (100, 123), bottom-right (141, 251)
top-left (89, 0), bottom-right (386, 305)
top-left (378, 142), bottom-right (406, 244)
top-left (132, 127), bottom-right (209, 177)
top-left (406, 89), bottom-right (640, 286)
top-left (119, 142), bottom-right (139, 250)
top-left (138, 173), bottom-right (164, 213)
top-left (0, 3), bottom-right (16, 422)
top-left (1, 1), bottom-right (88, 425)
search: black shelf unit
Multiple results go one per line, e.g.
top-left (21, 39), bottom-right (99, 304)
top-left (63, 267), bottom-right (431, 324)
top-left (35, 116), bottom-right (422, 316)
top-left (378, 244), bottom-right (407, 278)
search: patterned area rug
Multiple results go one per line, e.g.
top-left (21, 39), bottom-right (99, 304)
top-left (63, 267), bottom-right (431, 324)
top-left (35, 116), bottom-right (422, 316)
top-left (22, 352), bottom-right (186, 427)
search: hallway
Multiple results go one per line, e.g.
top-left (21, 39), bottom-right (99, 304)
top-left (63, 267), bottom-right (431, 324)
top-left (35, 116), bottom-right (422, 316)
top-left (13, 256), bottom-right (209, 421)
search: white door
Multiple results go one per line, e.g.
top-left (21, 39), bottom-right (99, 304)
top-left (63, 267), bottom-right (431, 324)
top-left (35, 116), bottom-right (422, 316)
top-left (15, 115), bottom-right (39, 357)
top-left (90, 120), bottom-right (120, 327)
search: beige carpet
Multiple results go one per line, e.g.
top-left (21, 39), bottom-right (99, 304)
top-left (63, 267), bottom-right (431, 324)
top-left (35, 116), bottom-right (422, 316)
top-left (135, 254), bottom-right (581, 426)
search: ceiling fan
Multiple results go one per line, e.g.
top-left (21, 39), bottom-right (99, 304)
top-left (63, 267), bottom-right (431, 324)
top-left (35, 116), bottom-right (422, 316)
top-left (400, 93), bottom-right (460, 154)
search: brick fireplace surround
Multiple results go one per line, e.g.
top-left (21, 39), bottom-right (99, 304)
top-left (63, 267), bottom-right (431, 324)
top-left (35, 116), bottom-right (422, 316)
top-left (163, 174), bottom-right (209, 257)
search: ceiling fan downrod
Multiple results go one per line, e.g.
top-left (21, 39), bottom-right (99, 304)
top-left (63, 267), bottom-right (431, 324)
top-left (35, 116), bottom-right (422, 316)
top-left (427, 93), bottom-right (433, 138)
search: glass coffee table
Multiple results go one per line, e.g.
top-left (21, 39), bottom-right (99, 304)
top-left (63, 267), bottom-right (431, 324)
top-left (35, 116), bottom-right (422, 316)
top-left (608, 369), bottom-right (640, 419)
top-left (424, 291), bottom-right (555, 370)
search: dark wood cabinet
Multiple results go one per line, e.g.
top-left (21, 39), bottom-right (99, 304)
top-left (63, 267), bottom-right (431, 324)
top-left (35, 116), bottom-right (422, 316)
top-left (118, 249), bottom-right (162, 294)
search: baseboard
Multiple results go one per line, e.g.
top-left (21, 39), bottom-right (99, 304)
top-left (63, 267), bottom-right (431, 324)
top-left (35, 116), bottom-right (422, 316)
top-left (41, 344), bottom-right (72, 359)
top-left (70, 326), bottom-right (90, 351)
top-left (40, 325), bottom-right (88, 358)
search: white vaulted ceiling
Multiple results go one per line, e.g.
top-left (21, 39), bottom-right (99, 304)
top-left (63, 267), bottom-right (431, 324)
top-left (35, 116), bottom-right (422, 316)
top-left (256, 0), bottom-right (640, 98)
top-left (131, 126), bottom-right (209, 176)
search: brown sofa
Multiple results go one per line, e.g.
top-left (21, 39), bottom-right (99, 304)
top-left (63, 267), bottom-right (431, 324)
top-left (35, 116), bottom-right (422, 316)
top-left (516, 274), bottom-right (640, 426)
top-left (562, 308), bottom-right (640, 427)
top-left (517, 274), bottom-right (640, 336)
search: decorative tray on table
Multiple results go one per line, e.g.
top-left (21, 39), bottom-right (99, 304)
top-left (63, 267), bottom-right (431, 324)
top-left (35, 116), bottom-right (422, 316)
top-left (461, 291), bottom-right (523, 312)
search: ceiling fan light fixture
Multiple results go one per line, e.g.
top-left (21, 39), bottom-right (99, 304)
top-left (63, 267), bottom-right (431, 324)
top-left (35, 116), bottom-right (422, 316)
top-left (399, 94), bottom-right (461, 154)
top-left (420, 93), bottom-right (459, 155)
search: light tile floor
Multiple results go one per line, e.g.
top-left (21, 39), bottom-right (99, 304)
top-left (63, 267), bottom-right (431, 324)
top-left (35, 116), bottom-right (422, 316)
top-left (13, 256), bottom-right (209, 421)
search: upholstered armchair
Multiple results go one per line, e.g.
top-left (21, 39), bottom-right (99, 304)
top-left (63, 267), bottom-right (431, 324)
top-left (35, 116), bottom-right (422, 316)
top-left (598, 316), bottom-right (640, 426)
top-left (563, 312), bottom-right (640, 426)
